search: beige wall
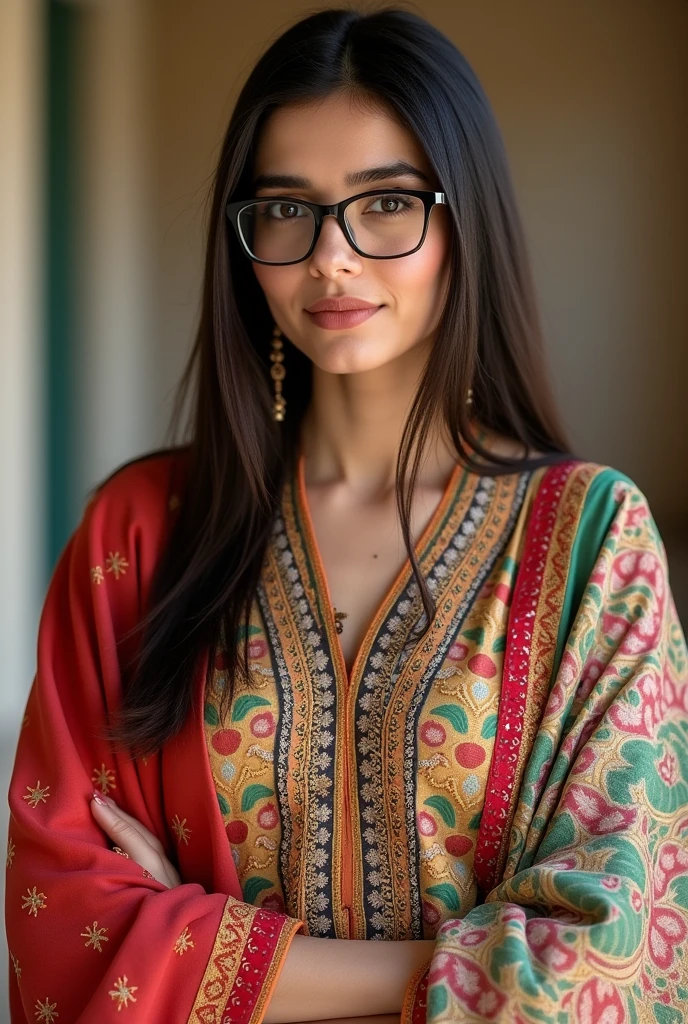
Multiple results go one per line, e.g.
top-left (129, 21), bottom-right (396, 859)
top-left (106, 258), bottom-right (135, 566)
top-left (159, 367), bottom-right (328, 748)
top-left (147, 0), bottom-right (688, 538)
top-left (0, 2), bottom-right (45, 1014)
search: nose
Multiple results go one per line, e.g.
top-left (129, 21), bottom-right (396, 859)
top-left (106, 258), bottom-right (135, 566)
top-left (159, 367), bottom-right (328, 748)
top-left (308, 213), bottom-right (361, 275)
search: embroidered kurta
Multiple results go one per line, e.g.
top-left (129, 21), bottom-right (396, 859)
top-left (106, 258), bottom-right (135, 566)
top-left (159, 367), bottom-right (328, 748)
top-left (5, 447), bottom-right (688, 1022)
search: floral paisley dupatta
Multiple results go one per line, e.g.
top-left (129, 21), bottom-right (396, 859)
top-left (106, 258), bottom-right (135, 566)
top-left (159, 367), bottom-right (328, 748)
top-left (414, 461), bottom-right (688, 1023)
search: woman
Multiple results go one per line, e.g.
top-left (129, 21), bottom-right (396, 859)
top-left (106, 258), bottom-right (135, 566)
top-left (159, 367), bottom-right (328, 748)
top-left (6, 6), bottom-right (687, 1023)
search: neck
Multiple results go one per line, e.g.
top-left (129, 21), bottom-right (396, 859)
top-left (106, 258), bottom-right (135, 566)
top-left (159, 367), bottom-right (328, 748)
top-left (298, 348), bottom-right (473, 497)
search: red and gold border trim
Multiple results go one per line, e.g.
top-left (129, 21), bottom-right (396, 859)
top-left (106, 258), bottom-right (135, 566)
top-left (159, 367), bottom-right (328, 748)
top-left (401, 961), bottom-right (431, 1024)
top-left (189, 896), bottom-right (302, 1024)
top-left (473, 460), bottom-right (579, 893)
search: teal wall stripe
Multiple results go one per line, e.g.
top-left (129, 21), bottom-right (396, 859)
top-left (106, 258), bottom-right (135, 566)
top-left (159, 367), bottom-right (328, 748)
top-left (46, 0), bottom-right (80, 571)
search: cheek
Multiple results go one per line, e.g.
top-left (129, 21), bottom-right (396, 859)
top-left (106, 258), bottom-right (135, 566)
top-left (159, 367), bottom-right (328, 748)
top-left (252, 265), bottom-right (303, 314)
top-left (385, 222), bottom-right (450, 323)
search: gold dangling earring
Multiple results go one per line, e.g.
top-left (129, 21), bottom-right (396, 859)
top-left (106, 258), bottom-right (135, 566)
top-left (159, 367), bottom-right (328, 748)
top-left (270, 325), bottom-right (286, 422)
top-left (466, 387), bottom-right (473, 406)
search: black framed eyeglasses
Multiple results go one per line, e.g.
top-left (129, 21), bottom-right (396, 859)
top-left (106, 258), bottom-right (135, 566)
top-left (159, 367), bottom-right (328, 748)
top-left (225, 188), bottom-right (447, 265)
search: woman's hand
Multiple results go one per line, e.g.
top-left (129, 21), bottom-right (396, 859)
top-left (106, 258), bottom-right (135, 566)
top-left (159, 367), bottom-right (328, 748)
top-left (90, 792), bottom-right (181, 888)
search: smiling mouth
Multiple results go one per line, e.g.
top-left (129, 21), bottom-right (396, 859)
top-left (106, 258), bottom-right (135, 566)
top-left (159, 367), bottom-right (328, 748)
top-left (305, 305), bottom-right (382, 330)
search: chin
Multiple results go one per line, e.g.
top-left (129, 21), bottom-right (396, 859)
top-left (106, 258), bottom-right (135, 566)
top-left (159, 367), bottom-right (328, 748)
top-left (307, 338), bottom-right (398, 376)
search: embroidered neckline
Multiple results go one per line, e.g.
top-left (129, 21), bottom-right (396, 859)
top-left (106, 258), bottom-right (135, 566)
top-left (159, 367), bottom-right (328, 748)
top-left (293, 440), bottom-right (482, 691)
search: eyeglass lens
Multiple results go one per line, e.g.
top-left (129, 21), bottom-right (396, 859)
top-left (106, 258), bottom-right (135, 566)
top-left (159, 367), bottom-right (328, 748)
top-left (237, 193), bottom-right (426, 262)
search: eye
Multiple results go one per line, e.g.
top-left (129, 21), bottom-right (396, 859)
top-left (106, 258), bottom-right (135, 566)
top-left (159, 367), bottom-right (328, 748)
top-left (259, 201), bottom-right (309, 220)
top-left (365, 194), bottom-right (418, 215)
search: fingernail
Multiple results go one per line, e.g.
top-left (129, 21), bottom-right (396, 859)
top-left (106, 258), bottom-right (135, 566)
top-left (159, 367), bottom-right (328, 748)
top-left (103, 795), bottom-right (117, 809)
top-left (92, 791), bottom-right (107, 806)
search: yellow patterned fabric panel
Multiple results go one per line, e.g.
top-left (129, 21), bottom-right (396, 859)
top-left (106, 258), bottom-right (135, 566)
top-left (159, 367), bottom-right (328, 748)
top-left (204, 459), bottom-right (547, 940)
top-left (414, 541), bottom-right (523, 932)
top-left (204, 617), bottom-right (287, 914)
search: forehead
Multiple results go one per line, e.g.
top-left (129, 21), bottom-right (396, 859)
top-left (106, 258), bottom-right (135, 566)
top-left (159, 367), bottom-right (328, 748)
top-left (252, 91), bottom-right (433, 190)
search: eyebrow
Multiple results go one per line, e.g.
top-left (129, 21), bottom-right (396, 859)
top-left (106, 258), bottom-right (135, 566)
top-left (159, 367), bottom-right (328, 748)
top-left (252, 160), bottom-right (430, 191)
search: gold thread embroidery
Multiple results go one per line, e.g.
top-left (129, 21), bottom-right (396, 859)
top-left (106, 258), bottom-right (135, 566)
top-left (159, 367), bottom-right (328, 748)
top-left (171, 814), bottom-right (191, 845)
top-left (234, 762), bottom-right (272, 788)
top-left (245, 744), bottom-right (274, 762)
top-left (81, 921), bottom-right (109, 952)
top-left (90, 565), bottom-right (104, 585)
top-left (9, 950), bottom-right (21, 979)
top-left (241, 852), bottom-right (277, 877)
top-left (7, 835), bottom-right (15, 869)
top-left (23, 781), bottom-right (50, 808)
top-left (188, 896), bottom-right (300, 1021)
top-left (174, 927), bottom-right (195, 955)
top-left (91, 764), bottom-right (116, 795)
top-left (112, 847), bottom-right (130, 858)
top-left (105, 551), bottom-right (129, 580)
top-left (108, 975), bottom-right (138, 1010)
top-left (21, 886), bottom-right (47, 916)
top-left (34, 997), bottom-right (58, 1022)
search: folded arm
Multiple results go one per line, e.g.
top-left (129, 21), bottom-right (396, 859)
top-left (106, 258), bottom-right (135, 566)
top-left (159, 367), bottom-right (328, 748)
top-left (6, 469), bottom-right (430, 1023)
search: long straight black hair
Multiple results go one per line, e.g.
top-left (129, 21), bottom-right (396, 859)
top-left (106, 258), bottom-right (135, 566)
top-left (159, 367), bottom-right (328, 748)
top-left (107, 4), bottom-right (576, 758)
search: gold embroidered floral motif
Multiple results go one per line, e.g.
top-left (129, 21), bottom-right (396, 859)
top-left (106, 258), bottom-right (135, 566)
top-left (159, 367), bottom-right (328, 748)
top-left (9, 949), bottom-right (21, 979)
top-left (112, 847), bottom-right (129, 858)
top-left (21, 886), bottom-right (47, 916)
top-left (23, 781), bottom-right (50, 808)
top-left (90, 565), bottom-right (104, 585)
top-left (105, 552), bottom-right (129, 580)
top-left (81, 921), bottom-right (109, 952)
top-left (7, 835), bottom-right (15, 869)
top-left (34, 996), bottom-right (58, 1022)
top-left (91, 763), bottom-right (116, 795)
top-left (171, 814), bottom-right (191, 845)
top-left (174, 927), bottom-right (195, 955)
top-left (108, 975), bottom-right (138, 1010)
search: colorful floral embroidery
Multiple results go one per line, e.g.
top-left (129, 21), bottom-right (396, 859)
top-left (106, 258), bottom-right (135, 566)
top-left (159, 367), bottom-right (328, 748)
top-left (205, 460), bottom-right (538, 939)
top-left (425, 473), bottom-right (688, 1022)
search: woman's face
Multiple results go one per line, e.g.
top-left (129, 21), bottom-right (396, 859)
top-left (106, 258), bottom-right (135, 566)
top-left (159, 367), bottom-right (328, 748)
top-left (250, 91), bottom-right (452, 376)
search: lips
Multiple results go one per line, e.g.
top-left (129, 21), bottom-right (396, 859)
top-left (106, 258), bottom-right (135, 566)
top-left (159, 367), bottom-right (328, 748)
top-left (306, 306), bottom-right (381, 330)
top-left (305, 296), bottom-right (380, 313)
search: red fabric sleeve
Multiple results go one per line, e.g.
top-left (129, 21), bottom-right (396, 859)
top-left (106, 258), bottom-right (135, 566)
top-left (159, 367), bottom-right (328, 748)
top-left (5, 456), bottom-right (301, 1023)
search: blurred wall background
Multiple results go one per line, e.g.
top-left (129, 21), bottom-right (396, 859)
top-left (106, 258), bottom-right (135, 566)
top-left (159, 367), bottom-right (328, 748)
top-left (2, 0), bottom-right (687, 1016)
